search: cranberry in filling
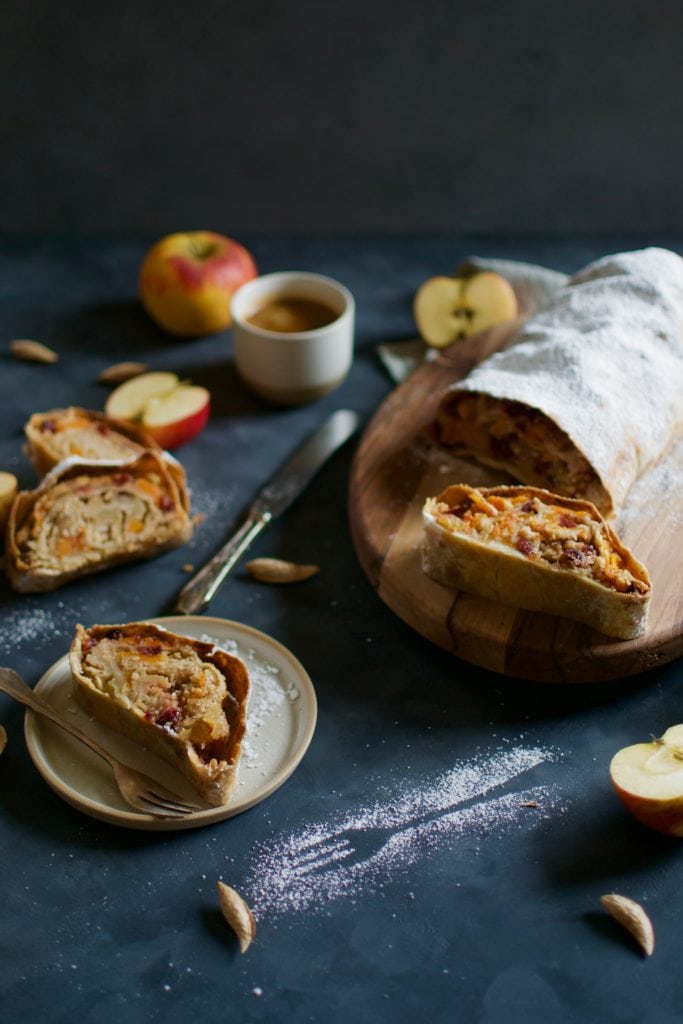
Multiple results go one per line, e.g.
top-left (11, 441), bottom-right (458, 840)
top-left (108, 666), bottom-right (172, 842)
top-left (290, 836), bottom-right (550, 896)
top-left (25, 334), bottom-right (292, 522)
top-left (149, 706), bottom-right (182, 732)
top-left (516, 537), bottom-right (534, 558)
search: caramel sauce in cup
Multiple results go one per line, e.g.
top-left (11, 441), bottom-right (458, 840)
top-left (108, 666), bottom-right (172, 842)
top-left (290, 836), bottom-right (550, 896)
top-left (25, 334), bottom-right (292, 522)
top-left (246, 297), bottom-right (339, 334)
top-left (231, 272), bottom-right (355, 406)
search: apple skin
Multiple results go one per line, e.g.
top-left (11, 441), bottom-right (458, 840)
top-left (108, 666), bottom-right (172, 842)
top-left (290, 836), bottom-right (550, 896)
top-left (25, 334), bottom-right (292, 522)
top-left (142, 389), bottom-right (211, 450)
top-left (610, 727), bottom-right (683, 836)
top-left (611, 784), bottom-right (683, 836)
top-left (139, 231), bottom-right (258, 337)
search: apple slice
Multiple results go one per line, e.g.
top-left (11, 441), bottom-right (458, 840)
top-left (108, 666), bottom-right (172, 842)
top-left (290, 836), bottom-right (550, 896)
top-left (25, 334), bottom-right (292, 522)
top-left (610, 725), bottom-right (683, 835)
top-left (0, 471), bottom-right (18, 532)
top-left (141, 384), bottom-right (210, 450)
top-left (414, 271), bottom-right (518, 348)
top-left (105, 371), bottom-right (179, 421)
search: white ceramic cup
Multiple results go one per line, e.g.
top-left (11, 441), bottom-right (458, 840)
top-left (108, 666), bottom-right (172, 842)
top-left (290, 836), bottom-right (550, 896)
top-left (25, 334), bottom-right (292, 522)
top-left (230, 271), bottom-right (355, 405)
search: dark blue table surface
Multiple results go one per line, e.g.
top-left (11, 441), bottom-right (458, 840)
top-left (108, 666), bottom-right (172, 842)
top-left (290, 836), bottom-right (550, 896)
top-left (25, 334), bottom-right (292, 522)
top-left (2, 235), bottom-right (683, 1024)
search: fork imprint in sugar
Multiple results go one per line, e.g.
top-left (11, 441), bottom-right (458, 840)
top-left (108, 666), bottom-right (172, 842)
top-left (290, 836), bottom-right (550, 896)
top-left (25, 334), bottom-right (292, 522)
top-left (245, 744), bottom-right (562, 918)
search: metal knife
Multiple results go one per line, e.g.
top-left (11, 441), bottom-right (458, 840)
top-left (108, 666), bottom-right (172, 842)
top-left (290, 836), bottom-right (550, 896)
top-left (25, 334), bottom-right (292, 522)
top-left (174, 408), bottom-right (360, 615)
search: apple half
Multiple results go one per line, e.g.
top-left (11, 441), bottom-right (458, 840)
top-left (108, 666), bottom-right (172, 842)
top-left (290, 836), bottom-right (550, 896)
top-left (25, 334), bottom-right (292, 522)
top-left (413, 271), bottom-right (518, 348)
top-left (0, 471), bottom-right (18, 532)
top-left (105, 371), bottom-right (210, 449)
top-left (610, 725), bottom-right (683, 836)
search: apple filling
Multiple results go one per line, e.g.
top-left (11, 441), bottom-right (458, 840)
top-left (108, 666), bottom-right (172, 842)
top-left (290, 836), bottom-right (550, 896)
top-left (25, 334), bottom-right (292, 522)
top-left (15, 469), bottom-right (181, 574)
top-left (80, 629), bottom-right (235, 761)
top-left (428, 485), bottom-right (649, 595)
top-left (435, 392), bottom-right (609, 512)
top-left (24, 407), bottom-right (155, 477)
top-left (36, 410), bottom-right (146, 461)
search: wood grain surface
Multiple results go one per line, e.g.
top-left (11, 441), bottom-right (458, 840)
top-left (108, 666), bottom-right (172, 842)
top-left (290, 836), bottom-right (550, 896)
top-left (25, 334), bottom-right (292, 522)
top-left (349, 326), bottom-right (683, 683)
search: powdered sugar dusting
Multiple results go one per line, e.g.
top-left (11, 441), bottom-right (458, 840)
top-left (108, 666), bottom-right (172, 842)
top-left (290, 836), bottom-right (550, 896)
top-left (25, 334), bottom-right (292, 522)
top-left (200, 632), bottom-right (299, 771)
top-left (0, 600), bottom-right (78, 655)
top-left (618, 435), bottom-right (683, 531)
top-left (243, 743), bottom-right (562, 918)
top-left (451, 248), bottom-right (683, 512)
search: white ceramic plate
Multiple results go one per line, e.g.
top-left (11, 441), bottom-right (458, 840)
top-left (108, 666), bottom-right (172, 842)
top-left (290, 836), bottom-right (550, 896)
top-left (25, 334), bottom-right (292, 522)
top-left (24, 615), bottom-right (317, 831)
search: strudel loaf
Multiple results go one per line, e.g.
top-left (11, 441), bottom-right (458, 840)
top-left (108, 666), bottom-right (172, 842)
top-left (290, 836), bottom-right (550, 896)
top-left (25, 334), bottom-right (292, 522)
top-left (434, 248), bottom-right (683, 516)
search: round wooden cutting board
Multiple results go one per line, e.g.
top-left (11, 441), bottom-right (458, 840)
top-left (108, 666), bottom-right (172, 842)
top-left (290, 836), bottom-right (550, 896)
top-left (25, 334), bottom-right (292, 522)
top-left (349, 327), bottom-right (683, 683)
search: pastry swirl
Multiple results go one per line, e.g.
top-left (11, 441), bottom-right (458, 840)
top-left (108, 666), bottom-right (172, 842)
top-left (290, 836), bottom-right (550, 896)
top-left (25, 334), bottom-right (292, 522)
top-left (70, 622), bottom-right (250, 806)
top-left (6, 452), bottom-right (192, 592)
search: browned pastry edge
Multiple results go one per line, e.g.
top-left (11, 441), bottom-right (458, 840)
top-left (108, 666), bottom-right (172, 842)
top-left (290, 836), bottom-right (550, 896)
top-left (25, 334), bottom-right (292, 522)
top-left (69, 622), bottom-right (250, 806)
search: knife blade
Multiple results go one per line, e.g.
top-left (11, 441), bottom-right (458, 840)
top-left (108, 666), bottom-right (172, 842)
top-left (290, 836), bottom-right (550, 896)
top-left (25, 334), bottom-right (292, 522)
top-left (173, 408), bottom-right (360, 615)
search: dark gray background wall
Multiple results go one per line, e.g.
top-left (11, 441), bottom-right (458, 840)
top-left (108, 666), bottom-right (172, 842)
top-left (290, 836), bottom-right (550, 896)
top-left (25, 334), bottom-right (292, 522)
top-left (2, 0), bottom-right (682, 235)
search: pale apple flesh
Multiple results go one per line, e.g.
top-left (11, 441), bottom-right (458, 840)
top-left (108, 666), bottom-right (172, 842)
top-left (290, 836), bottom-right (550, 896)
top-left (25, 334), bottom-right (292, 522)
top-left (104, 371), bottom-right (179, 421)
top-left (139, 230), bottom-right (258, 337)
top-left (104, 371), bottom-right (211, 449)
top-left (0, 471), bottom-right (18, 532)
top-left (141, 385), bottom-right (211, 450)
top-left (610, 725), bottom-right (683, 836)
top-left (414, 270), bottom-right (518, 349)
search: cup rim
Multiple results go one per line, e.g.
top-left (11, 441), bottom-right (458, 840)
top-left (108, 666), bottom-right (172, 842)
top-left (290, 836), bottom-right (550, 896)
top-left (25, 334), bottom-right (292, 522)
top-left (231, 271), bottom-right (354, 340)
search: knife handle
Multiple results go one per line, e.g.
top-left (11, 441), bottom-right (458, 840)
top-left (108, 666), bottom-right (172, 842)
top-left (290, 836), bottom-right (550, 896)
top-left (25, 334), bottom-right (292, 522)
top-left (174, 510), bottom-right (272, 615)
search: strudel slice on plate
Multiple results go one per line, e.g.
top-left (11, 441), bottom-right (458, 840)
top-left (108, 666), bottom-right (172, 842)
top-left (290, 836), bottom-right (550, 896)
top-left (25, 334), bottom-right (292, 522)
top-left (6, 452), bottom-right (192, 592)
top-left (422, 484), bottom-right (651, 639)
top-left (70, 623), bottom-right (250, 806)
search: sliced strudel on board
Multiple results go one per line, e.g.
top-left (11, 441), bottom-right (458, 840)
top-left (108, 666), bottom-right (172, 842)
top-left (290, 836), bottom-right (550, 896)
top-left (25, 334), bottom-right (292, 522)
top-left (6, 452), bottom-right (192, 592)
top-left (422, 484), bottom-right (651, 639)
top-left (434, 248), bottom-right (683, 517)
top-left (70, 623), bottom-right (250, 806)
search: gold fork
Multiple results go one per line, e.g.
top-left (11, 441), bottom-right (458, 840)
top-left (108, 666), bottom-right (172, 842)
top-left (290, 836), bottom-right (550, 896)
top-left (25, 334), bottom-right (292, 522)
top-left (0, 667), bottom-right (202, 819)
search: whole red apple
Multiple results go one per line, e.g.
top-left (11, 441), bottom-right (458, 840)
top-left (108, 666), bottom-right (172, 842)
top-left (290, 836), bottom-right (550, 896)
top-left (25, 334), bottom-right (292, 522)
top-left (139, 230), bottom-right (258, 336)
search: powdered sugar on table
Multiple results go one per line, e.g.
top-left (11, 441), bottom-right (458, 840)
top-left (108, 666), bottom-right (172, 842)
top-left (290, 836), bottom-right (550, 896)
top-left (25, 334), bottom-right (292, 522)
top-left (242, 742), bottom-right (562, 919)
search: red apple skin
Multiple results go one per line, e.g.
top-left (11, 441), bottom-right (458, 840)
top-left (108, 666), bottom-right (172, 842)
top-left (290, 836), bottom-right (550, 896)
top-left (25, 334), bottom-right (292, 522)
top-left (143, 399), bottom-right (210, 450)
top-left (139, 231), bottom-right (257, 337)
top-left (611, 783), bottom-right (683, 836)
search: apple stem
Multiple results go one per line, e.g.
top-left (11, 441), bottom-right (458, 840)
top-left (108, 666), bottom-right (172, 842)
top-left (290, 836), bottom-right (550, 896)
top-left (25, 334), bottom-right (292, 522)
top-left (188, 242), bottom-right (218, 261)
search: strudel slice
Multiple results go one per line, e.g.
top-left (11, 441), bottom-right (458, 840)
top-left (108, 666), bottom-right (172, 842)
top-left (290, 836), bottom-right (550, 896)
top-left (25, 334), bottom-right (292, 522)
top-left (422, 484), bottom-right (651, 639)
top-left (6, 452), bottom-right (192, 592)
top-left (25, 407), bottom-right (154, 476)
top-left (70, 623), bottom-right (249, 806)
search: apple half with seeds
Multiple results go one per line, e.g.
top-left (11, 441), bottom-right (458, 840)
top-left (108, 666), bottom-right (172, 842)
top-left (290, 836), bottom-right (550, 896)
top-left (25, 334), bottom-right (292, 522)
top-left (610, 725), bottom-right (683, 836)
top-left (105, 371), bottom-right (210, 450)
top-left (414, 271), bottom-right (518, 348)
